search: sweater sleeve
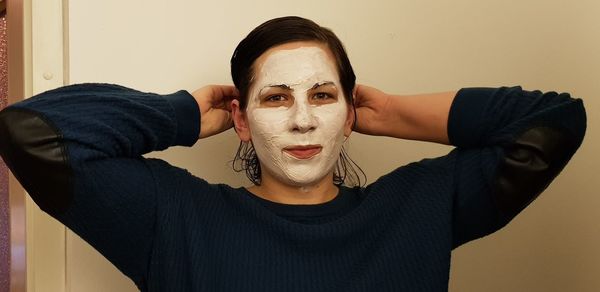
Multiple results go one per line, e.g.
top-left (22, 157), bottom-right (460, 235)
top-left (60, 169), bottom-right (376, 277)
top-left (448, 86), bottom-right (586, 248)
top-left (0, 83), bottom-right (200, 288)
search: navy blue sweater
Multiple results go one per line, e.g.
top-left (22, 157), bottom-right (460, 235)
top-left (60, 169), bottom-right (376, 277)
top-left (0, 84), bottom-right (586, 291)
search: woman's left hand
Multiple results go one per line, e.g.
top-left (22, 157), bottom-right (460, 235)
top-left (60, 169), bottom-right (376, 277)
top-left (352, 84), bottom-right (392, 136)
top-left (353, 84), bottom-right (453, 144)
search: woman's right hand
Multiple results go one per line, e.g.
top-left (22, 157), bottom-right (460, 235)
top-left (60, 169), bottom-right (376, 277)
top-left (191, 85), bottom-right (239, 139)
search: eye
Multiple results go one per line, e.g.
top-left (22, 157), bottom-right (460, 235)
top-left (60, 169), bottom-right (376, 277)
top-left (310, 91), bottom-right (337, 105)
top-left (260, 94), bottom-right (292, 107)
top-left (265, 94), bottom-right (286, 102)
top-left (313, 92), bottom-right (332, 100)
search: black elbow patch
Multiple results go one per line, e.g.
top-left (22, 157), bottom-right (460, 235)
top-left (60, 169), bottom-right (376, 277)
top-left (493, 126), bottom-right (576, 221)
top-left (0, 108), bottom-right (72, 214)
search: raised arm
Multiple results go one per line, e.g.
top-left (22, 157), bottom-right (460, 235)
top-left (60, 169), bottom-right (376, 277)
top-left (0, 83), bottom-right (237, 287)
top-left (354, 84), bottom-right (586, 247)
top-left (353, 84), bottom-right (455, 144)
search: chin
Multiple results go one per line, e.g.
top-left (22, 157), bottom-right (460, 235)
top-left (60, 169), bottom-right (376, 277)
top-left (260, 151), bottom-right (340, 187)
top-left (275, 166), bottom-right (333, 187)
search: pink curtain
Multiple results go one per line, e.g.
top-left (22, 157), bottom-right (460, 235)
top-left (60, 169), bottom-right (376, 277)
top-left (0, 11), bottom-right (10, 292)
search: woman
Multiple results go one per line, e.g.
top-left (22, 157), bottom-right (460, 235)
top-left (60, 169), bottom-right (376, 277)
top-left (0, 16), bottom-right (586, 291)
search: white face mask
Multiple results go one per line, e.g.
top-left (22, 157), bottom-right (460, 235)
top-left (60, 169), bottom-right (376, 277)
top-left (246, 46), bottom-right (349, 187)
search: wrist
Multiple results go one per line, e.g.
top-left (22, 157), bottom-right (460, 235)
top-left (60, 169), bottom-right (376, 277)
top-left (164, 90), bottom-right (201, 146)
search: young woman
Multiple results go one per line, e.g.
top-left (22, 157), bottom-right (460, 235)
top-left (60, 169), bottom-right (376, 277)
top-left (0, 16), bottom-right (586, 291)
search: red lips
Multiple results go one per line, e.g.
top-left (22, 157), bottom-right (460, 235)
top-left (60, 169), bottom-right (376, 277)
top-left (283, 145), bottom-right (322, 159)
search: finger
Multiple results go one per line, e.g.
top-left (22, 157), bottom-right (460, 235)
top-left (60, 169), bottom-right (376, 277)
top-left (214, 85), bottom-right (240, 100)
top-left (353, 84), bottom-right (365, 105)
top-left (353, 84), bottom-right (361, 99)
top-left (199, 110), bottom-right (233, 139)
top-left (213, 98), bottom-right (234, 112)
top-left (215, 85), bottom-right (241, 109)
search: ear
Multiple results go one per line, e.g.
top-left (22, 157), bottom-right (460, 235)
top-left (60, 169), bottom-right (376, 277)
top-left (231, 99), bottom-right (251, 142)
top-left (343, 101), bottom-right (354, 138)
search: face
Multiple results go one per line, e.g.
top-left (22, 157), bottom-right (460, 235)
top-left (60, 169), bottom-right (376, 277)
top-left (234, 42), bottom-right (353, 187)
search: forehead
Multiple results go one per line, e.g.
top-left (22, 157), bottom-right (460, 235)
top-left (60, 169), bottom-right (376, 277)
top-left (252, 42), bottom-right (339, 85)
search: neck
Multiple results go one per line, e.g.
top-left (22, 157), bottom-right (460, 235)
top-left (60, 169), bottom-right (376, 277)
top-left (247, 172), bottom-right (339, 205)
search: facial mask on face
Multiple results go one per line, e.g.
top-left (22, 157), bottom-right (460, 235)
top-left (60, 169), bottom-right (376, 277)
top-left (246, 46), bottom-right (348, 187)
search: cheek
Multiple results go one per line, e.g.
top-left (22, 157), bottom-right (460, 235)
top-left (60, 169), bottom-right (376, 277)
top-left (248, 108), bottom-right (289, 140)
top-left (314, 103), bottom-right (348, 135)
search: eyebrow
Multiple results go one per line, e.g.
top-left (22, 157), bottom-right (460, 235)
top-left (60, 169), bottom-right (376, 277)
top-left (258, 82), bottom-right (337, 96)
top-left (310, 81), bottom-right (335, 90)
top-left (258, 84), bottom-right (292, 95)
top-left (269, 84), bottom-right (292, 90)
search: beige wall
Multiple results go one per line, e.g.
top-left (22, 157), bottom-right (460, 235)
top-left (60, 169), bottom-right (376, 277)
top-left (29, 0), bottom-right (600, 291)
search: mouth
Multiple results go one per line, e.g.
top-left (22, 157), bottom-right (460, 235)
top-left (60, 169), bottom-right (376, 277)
top-left (283, 145), bottom-right (322, 159)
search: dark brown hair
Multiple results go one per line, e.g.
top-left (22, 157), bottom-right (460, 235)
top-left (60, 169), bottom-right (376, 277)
top-left (230, 16), bottom-right (365, 186)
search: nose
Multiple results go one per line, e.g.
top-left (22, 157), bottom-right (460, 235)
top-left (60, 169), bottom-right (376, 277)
top-left (289, 100), bottom-right (318, 133)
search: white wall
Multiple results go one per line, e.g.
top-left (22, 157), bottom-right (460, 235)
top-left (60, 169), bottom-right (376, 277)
top-left (53, 0), bottom-right (600, 291)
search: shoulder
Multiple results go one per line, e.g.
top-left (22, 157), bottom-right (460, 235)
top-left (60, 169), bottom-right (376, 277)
top-left (362, 151), bottom-right (459, 204)
top-left (143, 158), bottom-right (246, 210)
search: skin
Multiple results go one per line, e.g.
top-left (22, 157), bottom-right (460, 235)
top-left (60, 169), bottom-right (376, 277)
top-left (233, 42), bottom-right (354, 204)
top-left (352, 85), bottom-right (454, 145)
top-left (192, 42), bottom-right (456, 205)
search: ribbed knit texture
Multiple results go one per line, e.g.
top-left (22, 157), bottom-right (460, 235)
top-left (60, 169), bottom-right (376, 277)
top-left (7, 84), bottom-right (586, 291)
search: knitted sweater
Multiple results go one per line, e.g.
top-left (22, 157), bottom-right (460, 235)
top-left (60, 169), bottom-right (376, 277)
top-left (0, 84), bottom-right (586, 291)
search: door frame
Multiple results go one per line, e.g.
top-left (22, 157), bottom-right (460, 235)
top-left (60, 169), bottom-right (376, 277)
top-left (7, 0), bottom-right (68, 291)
